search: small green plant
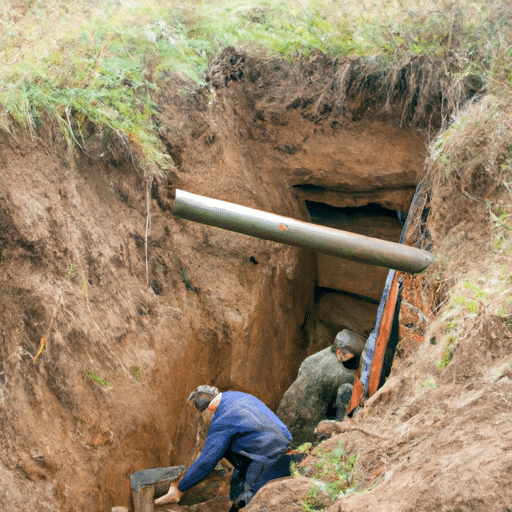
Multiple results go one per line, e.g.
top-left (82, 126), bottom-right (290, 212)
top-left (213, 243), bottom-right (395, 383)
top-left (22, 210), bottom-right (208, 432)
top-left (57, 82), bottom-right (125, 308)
top-left (454, 295), bottom-right (478, 314)
top-left (64, 263), bottom-right (78, 280)
top-left (466, 301), bottom-right (478, 314)
top-left (64, 262), bottom-right (90, 306)
top-left (297, 440), bottom-right (357, 510)
top-left (438, 335), bottom-right (458, 370)
top-left (462, 280), bottom-right (487, 299)
top-left (178, 266), bottom-right (198, 292)
top-left (302, 484), bottom-right (331, 511)
top-left (130, 366), bottom-right (142, 380)
top-left (421, 376), bottom-right (437, 389)
top-left (446, 319), bottom-right (457, 331)
top-left (87, 371), bottom-right (111, 388)
top-left (297, 442), bottom-right (313, 452)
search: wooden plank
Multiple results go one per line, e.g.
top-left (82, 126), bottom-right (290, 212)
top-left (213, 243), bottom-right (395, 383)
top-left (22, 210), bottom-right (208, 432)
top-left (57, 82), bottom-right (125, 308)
top-left (132, 485), bottom-right (155, 512)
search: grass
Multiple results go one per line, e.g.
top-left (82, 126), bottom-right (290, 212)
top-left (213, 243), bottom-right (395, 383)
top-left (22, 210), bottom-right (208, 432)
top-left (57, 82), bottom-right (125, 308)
top-left (293, 440), bottom-right (357, 510)
top-left (421, 90), bottom-right (512, 360)
top-left (130, 365), bottom-right (142, 380)
top-left (178, 266), bottom-right (198, 292)
top-left (63, 262), bottom-right (94, 319)
top-left (86, 370), bottom-right (111, 388)
top-left (438, 335), bottom-right (458, 370)
top-left (421, 376), bottom-right (437, 389)
top-left (1, 0), bottom-right (511, 175)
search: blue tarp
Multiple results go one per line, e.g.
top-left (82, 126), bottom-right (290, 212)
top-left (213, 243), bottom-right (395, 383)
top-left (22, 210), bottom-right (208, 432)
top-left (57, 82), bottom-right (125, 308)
top-left (359, 268), bottom-right (398, 395)
top-left (358, 183), bottom-right (424, 397)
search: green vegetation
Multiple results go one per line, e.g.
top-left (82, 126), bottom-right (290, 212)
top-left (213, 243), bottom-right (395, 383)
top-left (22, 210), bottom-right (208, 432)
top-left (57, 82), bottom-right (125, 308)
top-left (438, 335), bottom-right (458, 370)
top-left (421, 376), bottom-right (437, 389)
top-left (178, 266), bottom-right (197, 292)
top-left (64, 262), bottom-right (91, 308)
top-left (1, 0), bottom-right (511, 174)
top-left (454, 295), bottom-right (478, 314)
top-left (130, 365), bottom-right (142, 380)
top-left (294, 440), bottom-right (357, 510)
top-left (86, 370), bottom-right (111, 388)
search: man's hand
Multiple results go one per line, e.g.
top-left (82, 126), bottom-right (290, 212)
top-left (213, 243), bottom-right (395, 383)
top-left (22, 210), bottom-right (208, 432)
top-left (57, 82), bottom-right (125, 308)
top-left (155, 482), bottom-right (182, 506)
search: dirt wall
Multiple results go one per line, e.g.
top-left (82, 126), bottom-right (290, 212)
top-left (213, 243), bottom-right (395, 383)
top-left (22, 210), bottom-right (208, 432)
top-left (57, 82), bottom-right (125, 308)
top-left (0, 51), bottom-right (429, 511)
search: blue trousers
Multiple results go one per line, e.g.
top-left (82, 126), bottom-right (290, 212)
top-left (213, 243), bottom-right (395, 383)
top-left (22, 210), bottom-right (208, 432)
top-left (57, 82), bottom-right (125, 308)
top-left (229, 453), bottom-right (303, 506)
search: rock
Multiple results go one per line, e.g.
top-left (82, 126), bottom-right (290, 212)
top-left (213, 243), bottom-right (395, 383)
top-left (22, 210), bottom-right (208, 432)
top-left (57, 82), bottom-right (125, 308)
top-left (277, 347), bottom-right (355, 444)
top-left (314, 419), bottom-right (340, 440)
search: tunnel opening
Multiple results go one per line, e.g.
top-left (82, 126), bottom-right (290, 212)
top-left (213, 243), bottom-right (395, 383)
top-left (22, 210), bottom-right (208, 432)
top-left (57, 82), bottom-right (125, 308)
top-left (276, 196), bottom-right (413, 445)
top-left (300, 199), bottom-right (405, 355)
top-left (306, 200), bottom-right (403, 224)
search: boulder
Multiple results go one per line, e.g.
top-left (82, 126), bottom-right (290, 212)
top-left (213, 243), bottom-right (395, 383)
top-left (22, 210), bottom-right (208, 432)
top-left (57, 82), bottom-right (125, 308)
top-left (277, 347), bottom-right (355, 444)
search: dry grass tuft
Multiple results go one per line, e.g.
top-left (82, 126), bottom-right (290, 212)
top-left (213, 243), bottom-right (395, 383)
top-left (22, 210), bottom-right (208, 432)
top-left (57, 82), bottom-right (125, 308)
top-left (426, 95), bottom-right (512, 240)
top-left (343, 55), bottom-right (474, 131)
top-left (403, 92), bottom-right (512, 348)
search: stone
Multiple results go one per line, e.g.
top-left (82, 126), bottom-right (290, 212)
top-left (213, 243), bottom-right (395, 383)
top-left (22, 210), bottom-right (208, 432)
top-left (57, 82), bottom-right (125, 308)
top-left (277, 346), bottom-right (355, 444)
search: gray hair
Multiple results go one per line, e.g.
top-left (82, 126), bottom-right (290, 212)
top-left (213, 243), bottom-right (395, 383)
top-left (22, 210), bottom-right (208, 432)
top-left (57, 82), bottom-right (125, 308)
top-left (332, 330), bottom-right (366, 370)
top-left (187, 385), bottom-right (219, 412)
top-left (332, 329), bottom-right (365, 354)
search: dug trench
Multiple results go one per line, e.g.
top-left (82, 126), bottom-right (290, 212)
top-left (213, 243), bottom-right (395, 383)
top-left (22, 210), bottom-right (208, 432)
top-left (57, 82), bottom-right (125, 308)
top-left (0, 49), bottom-right (477, 512)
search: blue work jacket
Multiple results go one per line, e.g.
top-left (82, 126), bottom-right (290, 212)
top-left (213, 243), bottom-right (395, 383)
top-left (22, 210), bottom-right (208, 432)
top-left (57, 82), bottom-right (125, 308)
top-left (178, 391), bottom-right (292, 492)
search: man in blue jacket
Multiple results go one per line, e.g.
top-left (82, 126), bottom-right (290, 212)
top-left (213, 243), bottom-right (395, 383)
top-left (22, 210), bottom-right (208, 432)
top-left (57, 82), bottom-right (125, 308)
top-left (155, 385), bottom-right (294, 511)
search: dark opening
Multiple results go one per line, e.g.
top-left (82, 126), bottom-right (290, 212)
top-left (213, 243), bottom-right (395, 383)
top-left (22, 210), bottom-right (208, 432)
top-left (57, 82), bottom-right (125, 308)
top-left (299, 199), bottom-right (404, 361)
top-left (306, 200), bottom-right (402, 224)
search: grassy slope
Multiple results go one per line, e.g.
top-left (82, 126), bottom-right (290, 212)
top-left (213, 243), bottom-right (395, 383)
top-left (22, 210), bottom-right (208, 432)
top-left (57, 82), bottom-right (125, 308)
top-left (1, 0), bottom-right (510, 174)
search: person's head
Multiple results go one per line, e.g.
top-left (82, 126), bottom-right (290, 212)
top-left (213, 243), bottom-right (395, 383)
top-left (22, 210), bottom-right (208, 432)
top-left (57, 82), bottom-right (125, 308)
top-left (332, 329), bottom-right (365, 370)
top-left (187, 385), bottom-right (220, 412)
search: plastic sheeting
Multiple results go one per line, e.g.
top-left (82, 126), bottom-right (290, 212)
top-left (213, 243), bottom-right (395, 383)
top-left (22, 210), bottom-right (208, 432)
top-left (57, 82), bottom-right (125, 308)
top-left (347, 184), bottom-right (425, 414)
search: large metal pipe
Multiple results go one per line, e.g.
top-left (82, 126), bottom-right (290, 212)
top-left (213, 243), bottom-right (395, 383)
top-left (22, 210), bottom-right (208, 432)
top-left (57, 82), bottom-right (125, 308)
top-left (172, 189), bottom-right (434, 274)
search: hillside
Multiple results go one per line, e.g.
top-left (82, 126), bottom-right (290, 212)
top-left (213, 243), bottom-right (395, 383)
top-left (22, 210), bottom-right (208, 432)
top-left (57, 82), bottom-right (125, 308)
top-left (1, 1), bottom-right (512, 512)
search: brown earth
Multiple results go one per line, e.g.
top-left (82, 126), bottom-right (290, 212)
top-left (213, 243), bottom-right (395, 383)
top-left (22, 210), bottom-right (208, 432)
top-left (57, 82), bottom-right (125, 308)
top-left (2, 47), bottom-right (511, 512)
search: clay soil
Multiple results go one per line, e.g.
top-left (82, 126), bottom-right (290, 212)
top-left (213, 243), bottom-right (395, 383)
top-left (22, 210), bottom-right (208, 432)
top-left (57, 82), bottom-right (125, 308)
top-left (1, 49), bottom-right (511, 512)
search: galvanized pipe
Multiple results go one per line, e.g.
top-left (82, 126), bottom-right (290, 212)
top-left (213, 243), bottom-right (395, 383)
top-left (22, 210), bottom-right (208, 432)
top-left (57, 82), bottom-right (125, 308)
top-left (172, 189), bottom-right (434, 274)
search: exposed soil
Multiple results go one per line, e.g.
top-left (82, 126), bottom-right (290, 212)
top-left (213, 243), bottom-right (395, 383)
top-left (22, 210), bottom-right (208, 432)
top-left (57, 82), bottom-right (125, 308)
top-left (2, 47), bottom-right (510, 512)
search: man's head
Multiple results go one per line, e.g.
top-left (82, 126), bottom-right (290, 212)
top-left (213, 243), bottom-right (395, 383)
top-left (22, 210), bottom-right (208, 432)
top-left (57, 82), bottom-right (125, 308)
top-left (187, 385), bottom-right (220, 412)
top-left (332, 329), bottom-right (365, 370)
